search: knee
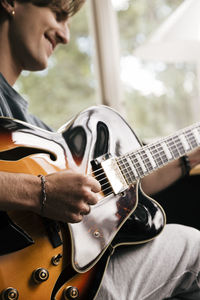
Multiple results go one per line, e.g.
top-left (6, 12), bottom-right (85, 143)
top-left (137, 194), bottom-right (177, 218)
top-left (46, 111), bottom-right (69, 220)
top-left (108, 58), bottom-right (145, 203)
top-left (165, 224), bottom-right (200, 267)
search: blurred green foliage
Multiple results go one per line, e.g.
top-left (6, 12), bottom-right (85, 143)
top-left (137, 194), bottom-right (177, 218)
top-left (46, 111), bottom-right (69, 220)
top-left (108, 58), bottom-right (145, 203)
top-left (117, 0), bottom-right (198, 139)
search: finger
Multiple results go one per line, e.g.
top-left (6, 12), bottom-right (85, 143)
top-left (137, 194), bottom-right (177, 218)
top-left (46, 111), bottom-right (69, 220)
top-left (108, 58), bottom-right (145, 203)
top-left (68, 213), bottom-right (83, 223)
top-left (70, 200), bottom-right (92, 215)
top-left (87, 194), bottom-right (98, 205)
top-left (80, 204), bottom-right (91, 216)
top-left (81, 188), bottom-right (99, 205)
top-left (86, 176), bottom-right (101, 193)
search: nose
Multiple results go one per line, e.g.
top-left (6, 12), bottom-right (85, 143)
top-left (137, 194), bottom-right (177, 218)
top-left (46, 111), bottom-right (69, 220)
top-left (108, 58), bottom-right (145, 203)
top-left (56, 21), bottom-right (70, 45)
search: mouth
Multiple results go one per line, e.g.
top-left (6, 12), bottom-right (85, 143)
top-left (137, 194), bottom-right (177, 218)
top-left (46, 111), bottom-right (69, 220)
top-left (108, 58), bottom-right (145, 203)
top-left (44, 33), bottom-right (56, 51)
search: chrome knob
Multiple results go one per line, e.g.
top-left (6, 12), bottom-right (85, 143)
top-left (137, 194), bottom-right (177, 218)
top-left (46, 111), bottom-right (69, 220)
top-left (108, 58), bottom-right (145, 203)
top-left (63, 286), bottom-right (79, 299)
top-left (32, 268), bottom-right (49, 284)
top-left (1, 287), bottom-right (19, 300)
top-left (51, 253), bottom-right (63, 266)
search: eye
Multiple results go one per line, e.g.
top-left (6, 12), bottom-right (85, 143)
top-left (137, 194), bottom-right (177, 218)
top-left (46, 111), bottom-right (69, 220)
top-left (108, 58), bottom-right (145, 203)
top-left (53, 10), bottom-right (69, 22)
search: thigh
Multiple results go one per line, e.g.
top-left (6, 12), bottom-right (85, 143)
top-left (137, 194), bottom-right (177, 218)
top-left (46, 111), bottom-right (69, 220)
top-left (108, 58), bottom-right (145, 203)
top-left (95, 224), bottom-right (200, 300)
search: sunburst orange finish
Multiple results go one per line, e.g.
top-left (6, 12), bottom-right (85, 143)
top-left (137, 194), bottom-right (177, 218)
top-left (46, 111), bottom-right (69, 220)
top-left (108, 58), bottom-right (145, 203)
top-left (0, 131), bottom-right (66, 299)
top-left (0, 107), bottom-right (167, 299)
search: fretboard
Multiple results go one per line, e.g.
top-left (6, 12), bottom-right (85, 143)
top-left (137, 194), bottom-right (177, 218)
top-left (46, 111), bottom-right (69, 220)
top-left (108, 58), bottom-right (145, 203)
top-left (116, 121), bottom-right (200, 184)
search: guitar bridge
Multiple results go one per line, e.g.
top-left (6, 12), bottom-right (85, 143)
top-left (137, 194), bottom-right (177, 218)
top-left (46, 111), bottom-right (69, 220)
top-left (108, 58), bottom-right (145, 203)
top-left (92, 155), bottom-right (128, 195)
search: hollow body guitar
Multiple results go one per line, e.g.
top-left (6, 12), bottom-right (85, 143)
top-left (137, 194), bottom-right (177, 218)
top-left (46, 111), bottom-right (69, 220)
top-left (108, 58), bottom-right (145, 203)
top-left (0, 105), bottom-right (198, 299)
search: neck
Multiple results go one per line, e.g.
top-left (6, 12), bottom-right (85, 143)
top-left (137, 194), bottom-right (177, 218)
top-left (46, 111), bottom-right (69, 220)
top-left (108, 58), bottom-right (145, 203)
top-left (115, 121), bottom-right (200, 185)
top-left (0, 20), bottom-right (22, 86)
top-left (0, 58), bottom-right (21, 86)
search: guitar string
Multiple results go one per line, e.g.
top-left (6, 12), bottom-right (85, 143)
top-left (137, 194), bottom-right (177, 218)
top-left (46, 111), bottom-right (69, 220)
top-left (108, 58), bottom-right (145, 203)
top-left (119, 134), bottom-right (198, 181)
top-left (92, 136), bottom-right (194, 185)
top-left (91, 124), bottom-right (200, 176)
top-left (122, 125), bottom-right (199, 165)
top-left (90, 126), bottom-right (200, 189)
top-left (116, 129), bottom-right (200, 182)
top-left (92, 134), bottom-right (198, 184)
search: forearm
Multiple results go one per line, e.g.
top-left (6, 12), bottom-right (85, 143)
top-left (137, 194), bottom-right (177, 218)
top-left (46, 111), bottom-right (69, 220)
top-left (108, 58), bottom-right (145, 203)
top-left (0, 172), bottom-right (40, 212)
top-left (141, 148), bottom-right (200, 196)
top-left (141, 159), bottom-right (181, 195)
top-left (0, 170), bottom-right (100, 223)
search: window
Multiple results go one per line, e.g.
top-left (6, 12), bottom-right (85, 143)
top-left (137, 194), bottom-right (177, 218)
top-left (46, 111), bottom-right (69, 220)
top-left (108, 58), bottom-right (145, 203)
top-left (16, 0), bottom-right (199, 140)
top-left (114, 0), bottom-right (198, 140)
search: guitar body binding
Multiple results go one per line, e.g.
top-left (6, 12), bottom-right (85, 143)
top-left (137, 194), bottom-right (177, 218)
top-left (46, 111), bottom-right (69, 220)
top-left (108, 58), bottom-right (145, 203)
top-left (0, 106), bottom-right (166, 299)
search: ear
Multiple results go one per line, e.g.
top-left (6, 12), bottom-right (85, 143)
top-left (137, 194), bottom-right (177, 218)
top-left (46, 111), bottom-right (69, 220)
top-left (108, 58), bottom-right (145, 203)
top-left (1, 0), bottom-right (15, 15)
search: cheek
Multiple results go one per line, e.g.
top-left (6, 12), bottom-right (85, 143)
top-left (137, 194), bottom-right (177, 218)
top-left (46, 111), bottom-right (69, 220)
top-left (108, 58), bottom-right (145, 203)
top-left (10, 27), bottom-right (47, 70)
top-left (11, 22), bottom-right (43, 55)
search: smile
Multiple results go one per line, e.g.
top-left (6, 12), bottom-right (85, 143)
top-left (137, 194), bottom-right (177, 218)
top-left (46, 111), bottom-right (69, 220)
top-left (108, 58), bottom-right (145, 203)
top-left (44, 34), bottom-right (56, 51)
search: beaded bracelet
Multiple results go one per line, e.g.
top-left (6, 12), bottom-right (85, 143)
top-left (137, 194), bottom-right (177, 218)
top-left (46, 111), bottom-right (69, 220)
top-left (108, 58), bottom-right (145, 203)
top-left (180, 155), bottom-right (191, 177)
top-left (38, 175), bottom-right (47, 216)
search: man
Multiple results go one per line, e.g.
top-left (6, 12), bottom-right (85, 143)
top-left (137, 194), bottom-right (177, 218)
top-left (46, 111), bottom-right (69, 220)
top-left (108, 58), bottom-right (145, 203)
top-left (0, 0), bottom-right (200, 299)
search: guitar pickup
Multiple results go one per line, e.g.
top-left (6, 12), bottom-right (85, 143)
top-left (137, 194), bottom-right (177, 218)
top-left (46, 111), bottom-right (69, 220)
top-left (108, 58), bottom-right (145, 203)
top-left (95, 155), bottom-right (128, 195)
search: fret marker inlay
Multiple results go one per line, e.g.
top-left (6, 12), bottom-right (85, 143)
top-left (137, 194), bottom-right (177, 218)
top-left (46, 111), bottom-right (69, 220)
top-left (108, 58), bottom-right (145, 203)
top-left (193, 129), bottom-right (200, 144)
top-left (136, 154), bottom-right (147, 173)
top-left (179, 134), bottom-right (190, 151)
top-left (161, 142), bottom-right (172, 160)
top-left (145, 149), bottom-right (156, 168)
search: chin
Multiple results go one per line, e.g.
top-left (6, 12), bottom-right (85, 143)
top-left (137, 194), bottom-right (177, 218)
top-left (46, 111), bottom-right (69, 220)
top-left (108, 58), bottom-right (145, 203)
top-left (23, 56), bottom-right (49, 72)
top-left (25, 63), bottom-right (48, 72)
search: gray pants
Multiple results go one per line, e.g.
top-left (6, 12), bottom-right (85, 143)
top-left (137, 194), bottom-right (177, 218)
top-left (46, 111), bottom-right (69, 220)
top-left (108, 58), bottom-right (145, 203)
top-left (96, 224), bottom-right (200, 300)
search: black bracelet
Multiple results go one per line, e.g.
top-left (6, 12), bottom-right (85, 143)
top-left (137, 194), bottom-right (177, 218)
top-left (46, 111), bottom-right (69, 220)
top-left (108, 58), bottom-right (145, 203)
top-left (38, 175), bottom-right (47, 216)
top-left (180, 155), bottom-right (191, 177)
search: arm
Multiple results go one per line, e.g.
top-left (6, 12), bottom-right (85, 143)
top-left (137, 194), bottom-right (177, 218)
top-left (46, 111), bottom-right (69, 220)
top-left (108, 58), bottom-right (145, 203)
top-left (141, 147), bottom-right (200, 196)
top-left (0, 170), bottom-right (101, 223)
top-left (1, 147), bottom-right (200, 222)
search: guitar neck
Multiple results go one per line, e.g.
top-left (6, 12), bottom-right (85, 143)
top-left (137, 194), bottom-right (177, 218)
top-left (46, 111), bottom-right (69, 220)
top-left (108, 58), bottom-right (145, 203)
top-left (117, 121), bottom-right (200, 184)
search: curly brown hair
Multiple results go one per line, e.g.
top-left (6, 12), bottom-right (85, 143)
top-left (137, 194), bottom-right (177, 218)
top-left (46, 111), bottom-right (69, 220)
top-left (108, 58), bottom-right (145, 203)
top-left (1, 0), bottom-right (85, 19)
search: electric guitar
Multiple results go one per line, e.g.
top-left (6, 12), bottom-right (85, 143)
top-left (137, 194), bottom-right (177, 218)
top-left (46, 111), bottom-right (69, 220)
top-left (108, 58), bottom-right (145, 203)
top-left (0, 105), bottom-right (199, 300)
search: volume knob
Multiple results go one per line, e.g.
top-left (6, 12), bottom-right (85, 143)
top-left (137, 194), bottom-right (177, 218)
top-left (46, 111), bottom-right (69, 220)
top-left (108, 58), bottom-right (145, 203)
top-left (63, 286), bottom-right (79, 299)
top-left (32, 268), bottom-right (49, 284)
top-left (1, 287), bottom-right (19, 300)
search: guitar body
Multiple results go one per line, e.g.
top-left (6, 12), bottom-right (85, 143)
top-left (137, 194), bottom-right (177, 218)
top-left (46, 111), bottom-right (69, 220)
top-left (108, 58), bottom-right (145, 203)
top-left (0, 106), bottom-right (165, 299)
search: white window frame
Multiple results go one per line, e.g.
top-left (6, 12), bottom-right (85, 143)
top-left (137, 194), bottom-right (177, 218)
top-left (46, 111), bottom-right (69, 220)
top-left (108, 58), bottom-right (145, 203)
top-left (89, 0), bottom-right (125, 114)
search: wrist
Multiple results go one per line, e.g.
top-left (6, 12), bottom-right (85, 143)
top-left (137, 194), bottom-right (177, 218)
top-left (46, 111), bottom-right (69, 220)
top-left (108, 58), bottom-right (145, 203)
top-left (180, 155), bottom-right (191, 177)
top-left (38, 175), bottom-right (47, 216)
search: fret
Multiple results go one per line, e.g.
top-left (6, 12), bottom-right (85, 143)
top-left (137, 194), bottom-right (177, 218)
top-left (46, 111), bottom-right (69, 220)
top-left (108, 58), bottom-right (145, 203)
top-left (184, 131), bottom-right (193, 149)
top-left (165, 138), bottom-right (176, 159)
top-left (185, 130), bottom-right (198, 149)
top-left (140, 149), bottom-right (155, 173)
top-left (166, 137), bottom-right (180, 158)
top-left (117, 156), bottom-right (136, 185)
top-left (160, 142), bottom-right (170, 163)
top-left (116, 122), bottom-right (200, 183)
top-left (176, 135), bottom-right (184, 156)
top-left (129, 153), bottom-right (144, 177)
top-left (158, 144), bottom-right (167, 163)
top-left (144, 148), bottom-right (157, 169)
top-left (136, 153), bottom-right (147, 174)
top-left (174, 135), bottom-right (185, 156)
top-left (148, 144), bottom-right (162, 167)
top-left (126, 155), bottom-right (139, 179)
top-left (189, 128), bottom-right (200, 147)
top-left (153, 143), bottom-right (166, 165)
top-left (193, 128), bottom-right (200, 144)
top-left (179, 134), bottom-right (191, 151)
